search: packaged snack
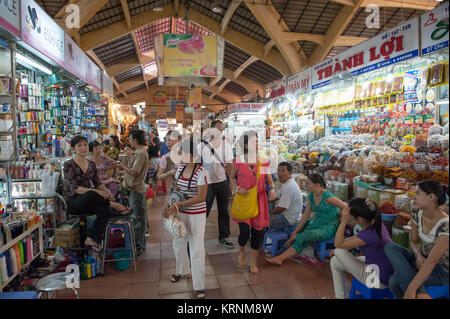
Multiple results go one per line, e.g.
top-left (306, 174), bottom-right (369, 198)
top-left (367, 188), bottom-right (380, 205)
top-left (428, 124), bottom-right (443, 136)
top-left (395, 193), bottom-right (412, 213)
top-left (427, 134), bottom-right (443, 150)
top-left (430, 63), bottom-right (444, 86)
top-left (392, 76), bottom-right (404, 93)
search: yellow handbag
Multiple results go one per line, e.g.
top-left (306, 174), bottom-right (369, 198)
top-left (230, 162), bottom-right (261, 220)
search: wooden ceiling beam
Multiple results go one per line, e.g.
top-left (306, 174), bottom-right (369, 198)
top-left (53, 0), bottom-right (110, 37)
top-left (233, 56), bottom-right (258, 80)
top-left (308, 0), bottom-right (365, 66)
top-left (218, 79), bottom-right (231, 93)
top-left (360, 0), bottom-right (437, 10)
top-left (119, 0), bottom-right (132, 31)
top-left (330, 0), bottom-right (356, 6)
top-left (79, 4), bottom-right (290, 75)
top-left (281, 32), bottom-right (368, 47)
top-left (221, 0), bottom-right (242, 35)
top-left (105, 57), bottom-right (141, 77)
top-left (130, 31), bottom-right (148, 91)
top-left (264, 40), bottom-right (275, 57)
top-left (245, 0), bottom-right (305, 74)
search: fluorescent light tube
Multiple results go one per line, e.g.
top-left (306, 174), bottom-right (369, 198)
top-left (16, 53), bottom-right (52, 75)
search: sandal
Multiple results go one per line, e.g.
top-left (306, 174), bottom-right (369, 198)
top-left (170, 273), bottom-right (189, 283)
top-left (293, 254), bottom-right (326, 267)
top-left (195, 290), bottom-right (206, 299)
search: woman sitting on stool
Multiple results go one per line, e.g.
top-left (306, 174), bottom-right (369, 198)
top-left (266, 173), bottom-right (347, 266)
top-left (330, 198), bottom-right (394, 299)
top-left (63, 135), bottom-right (131, 252)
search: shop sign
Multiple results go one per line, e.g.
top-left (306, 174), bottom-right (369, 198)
top-left (269, 77), bottom-right (287, 99)
top-left (21, 0), bottom-right (64, 66)
top-left (0, 0), bottom-right (20, 37)
top-left (157, 120), bottom-right (169, 129)
top-left (421, 2), bottom-right (449, 55)
top-left (185, 107), bottom-right (194, 113)
top-left (102, 71), bottom-right (114, 97)
top-left (172, 100), bottom-right (186, 124)
top-left (287, 68), bottom-right (312, 94)
top-left (163, 34), bottom-right (218, 77)
top-left (228, 103), bottom-right (264, 114)
top-left (312, 18), bottom-right (419, 89)
top-left (188, 87), bottom-right (202, 111)
top-left (85, 56), bottom-right (101, 92)
top-left (64, 34), bottom-right (86, 81)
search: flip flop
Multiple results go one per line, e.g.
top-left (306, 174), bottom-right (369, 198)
top-left (293, 254), bottom-right (326, 267)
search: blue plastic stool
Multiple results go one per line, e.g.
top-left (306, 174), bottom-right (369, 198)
top-left (349, 277), bottom-right (394, 299)
top-left (425, 284), bottom-right (449, 299)
top-left (314, 238), bottom-right (335, 261)
top-left (0, 291), bottom-right (39, 299)
top-left (262, 231), bottom-right (289, 257)
top-left (282, 224), bottom-right (298, 236)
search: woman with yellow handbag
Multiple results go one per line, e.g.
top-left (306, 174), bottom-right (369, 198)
top-left (229, 131), bottom-right (276, 273)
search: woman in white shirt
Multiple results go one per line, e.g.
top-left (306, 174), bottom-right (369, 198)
top-left (167, 137), bottom-right (209, 299)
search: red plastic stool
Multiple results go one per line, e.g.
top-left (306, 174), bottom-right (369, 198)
top-left (156, 179), bottom-right (167, 194)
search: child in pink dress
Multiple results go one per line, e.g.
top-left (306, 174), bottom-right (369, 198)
top-left (230, 131), bottom-right (275, 273)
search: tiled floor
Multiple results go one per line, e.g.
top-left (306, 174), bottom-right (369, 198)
top-left (66, 195), bottom-right (349, 299)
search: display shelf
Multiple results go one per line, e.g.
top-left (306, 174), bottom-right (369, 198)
top-left (0, 252), bottom-right (42, 290)
top-left (0, 93), bottom-right (11, 97)
top-left (11, 179), bottom-right (42, 182)
top-left (11, 195), bottom-right (55, 200)
top-left (0, 222), bottom-right (42, 256)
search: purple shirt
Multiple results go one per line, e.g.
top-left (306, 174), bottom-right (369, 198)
top-left (356, 223), bottom-right (394, 286)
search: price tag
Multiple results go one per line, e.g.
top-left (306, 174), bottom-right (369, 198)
top-left (387, 160), bottom-right (399, 168)
top-left (400, 163), bottom-right (412, 169)
top-left (414, 164), bottom-right (427, 171)
top-left (414, 152), bottom-right (426, 157)
top-left (430, 165), bottom-right (443, 171)
top-left (429, 153), bottom-right (441, 158)
top-left (384, 178), bottom-right (394, 185)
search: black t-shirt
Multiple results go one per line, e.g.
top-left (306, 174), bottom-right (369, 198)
top-left (148, 136), bottom-right (160, 158)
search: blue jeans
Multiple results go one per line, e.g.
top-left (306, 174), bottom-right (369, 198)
top-left (129, 191), bottom-right (147, 251)
top-left (269, 213), bottom-right (292, 232)
top-left (384, 242), bottom-right (449, 299)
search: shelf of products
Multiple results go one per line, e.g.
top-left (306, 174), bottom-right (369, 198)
top-left (0, 221), bottom-right (43, 292)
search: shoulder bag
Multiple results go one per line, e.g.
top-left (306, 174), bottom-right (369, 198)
top-left (230, 161), bottom-right (261, 220)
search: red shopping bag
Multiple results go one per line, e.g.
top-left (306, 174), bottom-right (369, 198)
top-left (146, 185), bottom-right (154, 199)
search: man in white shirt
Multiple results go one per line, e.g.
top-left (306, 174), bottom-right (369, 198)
top-left (269, 162), bottom-right (303, 232)
top-left (198, 120), bottom-right (235, 248)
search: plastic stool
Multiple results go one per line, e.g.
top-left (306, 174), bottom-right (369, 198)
top-left (156, 179), bottom-right (167, 194)
top-left (314, 238), bottom-right (335, 261)
top-left (101, 217), bottom-right (137, 275)
top-left (349, 277), bottom-right (394, 299)
top-left (425, 284), bottom-right (449, 299)
top-left (0, 291), bottom-right (39, 299)
top-left (282, 224), bottom-right (298, 236)
top-left (262, 231), bottom-right (289, 257)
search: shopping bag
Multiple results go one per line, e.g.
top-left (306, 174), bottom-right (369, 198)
top-left (230, 162), bottom-right (261, 220)
top-left (162, 204), bottom-right (186, 239)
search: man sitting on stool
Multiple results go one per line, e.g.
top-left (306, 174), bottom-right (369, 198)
top-left (269, 162), bottom-right (302, 232)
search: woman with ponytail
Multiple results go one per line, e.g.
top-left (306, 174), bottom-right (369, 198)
top-left (384, 180), bottom-right (448, 299)
top-left (266, 173), bottom-right (347, 266)
top-left (329, 197), bottom-right (394, 298)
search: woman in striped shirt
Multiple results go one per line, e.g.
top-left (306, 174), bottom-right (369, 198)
top-left (167, 137), bottom-right (209, 299)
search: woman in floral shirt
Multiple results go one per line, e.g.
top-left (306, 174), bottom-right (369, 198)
top-left (63, 135), bottom-right (129, 251)
top-left (384, 180), bottom-right (449, 299)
